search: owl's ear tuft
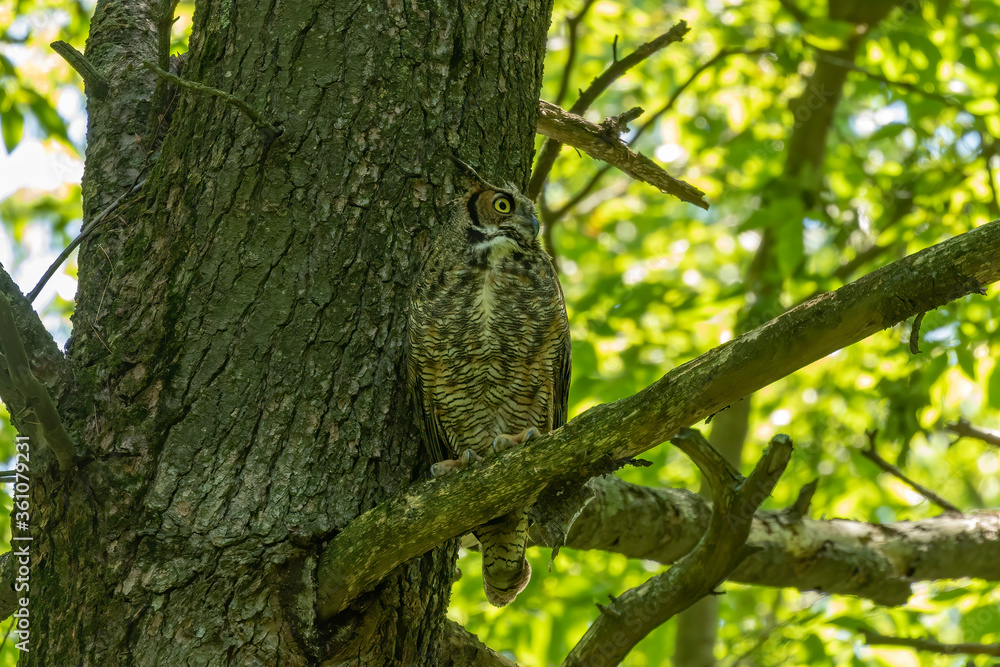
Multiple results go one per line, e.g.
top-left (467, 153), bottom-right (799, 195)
top-left (450, 154), bottom-right (502, 192)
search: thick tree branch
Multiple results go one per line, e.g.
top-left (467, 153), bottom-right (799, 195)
top-left (562, 432), bottom-right (793, 667)
top-left (559, 476), bottom-right (1000, 606)
top-left (438, 620), bottom-right (517, 667)
top-left (316, 217), bottom-right (1000, 619)
top-left (535, 100), bottom-right (709, 209)
top-left (0, 297), bottom-right (74, 469)
top-left (0, 551), bottom-right (16, 622)
top-left (0, 271), bottom-right (72, 469)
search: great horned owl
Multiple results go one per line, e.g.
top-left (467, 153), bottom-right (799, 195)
top-left (406, 159), bottom-right (571, 607)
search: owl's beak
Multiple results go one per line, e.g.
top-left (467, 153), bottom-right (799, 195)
top-left (528, 214), bottom-right (540, 239)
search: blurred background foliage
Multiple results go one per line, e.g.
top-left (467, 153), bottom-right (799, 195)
top-left (2, 0), bottom-right (999, 665)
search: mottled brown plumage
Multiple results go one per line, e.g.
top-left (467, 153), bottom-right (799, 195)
top-left (406, 163), bottom-right (571, 607)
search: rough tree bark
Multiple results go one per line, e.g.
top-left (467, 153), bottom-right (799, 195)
top-left (11, 0), bottom-right (552, 664)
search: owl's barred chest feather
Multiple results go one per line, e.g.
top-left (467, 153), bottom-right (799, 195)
top-left (413, 252), bottom-right (564, 453)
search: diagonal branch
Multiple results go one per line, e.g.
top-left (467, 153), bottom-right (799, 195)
top-left (0, 297), bottom-right (75, 469)
top-left (946, 418), bottom-right (1000, 448)
top-left (860, 630), bottom-right (1000, 657)
top-left (316, 217), bottom-right (1000, 620)
top-left (529, 20), bottom-right (691, 199)
top-left (860, 432), bottom-right (961, 513)
top-left (544, 48), bottom-right (766, 224)
top-left (536, 100), bottom-right (709, 209)
top-left (562, 431), bottom-right (793, 667)
top-left (0, 270), bottom-right (72, 468)
top-left (570, 21), bottom-right (691, 116)
top-left (438, 620), bottom-right (518, 667)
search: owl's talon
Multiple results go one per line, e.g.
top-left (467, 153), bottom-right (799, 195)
top-left (491, 427), bottom-right (539, 455)
top-left (491, 435), bottom-right (515, 455)
top-left (431, 449), bottom-right (482, 477)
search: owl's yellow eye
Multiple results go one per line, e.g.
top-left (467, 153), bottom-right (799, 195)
top-left (492, 194), bottom-right (513, 214)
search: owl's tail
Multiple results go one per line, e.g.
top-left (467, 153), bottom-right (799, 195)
top-left (474, 508), bottom-right (531, 607)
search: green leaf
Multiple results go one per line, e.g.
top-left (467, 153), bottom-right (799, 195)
top-left (27, 90), bottom-right (70, 142)
top-left (960, 604), bottom-right (1000, 641)
top-left (802, 18), bottom-right (857, 50)
top-left (869, 122), bottom-right (908, 142)
top-left (827, 616), bottom-right (878, 635)
top-left (930, 586), bottom-right (975, 602)
top-left (1, 105), bottom-right (24, 152)
top-left (957, 347), bottom-right (976, 381)
top-left (775, 216), bottom-right (804, 276)
top-left (803, 633), bottom-right (827, 660)
top-left (967, 97), bottom-right (1000, 115)
top-left (988, 363), bottom-right (1000, 409)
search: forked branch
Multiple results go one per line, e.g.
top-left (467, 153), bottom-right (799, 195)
top-left (562, 431), bottom-right (793, 666)
top-left (535, 100), bottom-right (709, 209)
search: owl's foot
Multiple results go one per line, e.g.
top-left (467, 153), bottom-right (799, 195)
top-left (430, 448), bottom-right (482, 477)
top-left (491, 427), bottom-right (538, 456)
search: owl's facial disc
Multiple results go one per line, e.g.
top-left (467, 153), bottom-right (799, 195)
top-left (472, 191), bottom-right (538, 242)
top-left (465, 188), bottom-right (540, 265)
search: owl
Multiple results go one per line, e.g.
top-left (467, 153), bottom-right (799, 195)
top-left (406, 159), bottom-right (571, 607)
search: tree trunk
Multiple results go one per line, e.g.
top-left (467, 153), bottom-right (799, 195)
top-left (28, 0), bottom-right (552, 663)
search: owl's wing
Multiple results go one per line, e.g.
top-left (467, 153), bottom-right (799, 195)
top-left (406, 323), bottom-right (450, 464)
top-left (552, 285), bottom-right (572, 431)
top-left (413, 387), bottom-right (449, 464)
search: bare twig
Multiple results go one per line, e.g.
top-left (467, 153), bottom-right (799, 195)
top-left (908, 311), bottom-right (925, 354)
top-left (0, 296), bottom-right (75, 469)
top-left (860, 432), bottom-right (961, 513)
top-left (554, 0), bottom-right (599, 108)
top-left (50, 40), bottom-right (109, 99)
top-left (860, 629), bottom-right (1000, 657)
top-left (545, 47), bottom-right (768, 224)
top-left (536, 100), bottom-right (709, 208)
top-left (572, 21), bottom-right (690, 115)
top-left (145, 0), bottom-right (181, 145)
top-left (529, 20), bottom-right (691, 199)
top-left (815, 53), bottom-right (969, 112)
top-left (28, 180), bottom-right (145, 303)
top-left (946, 418), bottom-right (1000, 448)
top-left (141, 62), bottom-right (282, 140)
top-left (562, 431), bottom-right (793, 667)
